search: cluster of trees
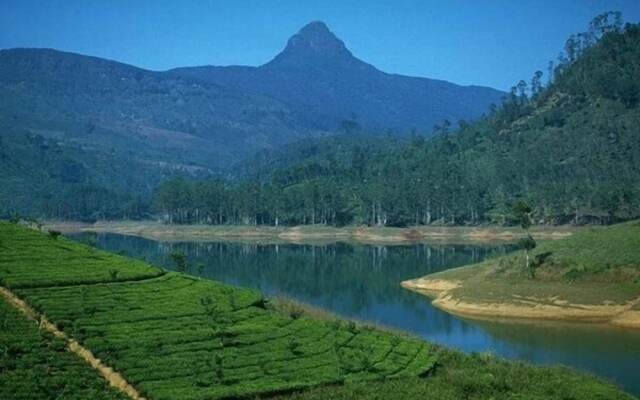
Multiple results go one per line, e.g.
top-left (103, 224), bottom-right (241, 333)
top-left (154, 17), bottom-right (640, 227)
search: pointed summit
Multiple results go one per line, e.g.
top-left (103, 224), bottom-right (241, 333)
top-left (298, 21), bottom-right (334, 37)
top-left (265, 21), bottom-right (357, 68)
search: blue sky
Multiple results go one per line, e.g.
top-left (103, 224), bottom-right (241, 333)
top-left (1, 0), bottom-right (639, 90)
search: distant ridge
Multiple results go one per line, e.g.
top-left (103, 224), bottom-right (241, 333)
top-left (171, 21), bottom-right (505, 133)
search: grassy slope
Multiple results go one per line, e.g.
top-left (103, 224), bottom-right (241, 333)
top-left (0, 221), bottom-right (634, 399)
top-left (0, 297), bottom-right (128, 400)
top-left (405, 221), bottom-right (640, 323)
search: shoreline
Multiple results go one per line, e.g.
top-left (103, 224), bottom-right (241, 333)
top-left (44, 220), bottom-right (581, 245)
top-left (401, 277), bottom-right (640, 330)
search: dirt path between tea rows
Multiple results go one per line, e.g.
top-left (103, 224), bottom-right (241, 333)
top-left (0, 286), bottom-right (146, 400)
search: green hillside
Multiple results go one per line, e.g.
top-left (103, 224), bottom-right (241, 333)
top-left (0, 126), bottom-right (185, 220)
top-left (403, 221), bottom-right (640, 327)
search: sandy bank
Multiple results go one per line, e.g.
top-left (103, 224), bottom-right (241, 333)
top-left (402, 277), bottom-right (640, 330)
top-left (45, 221), bottom-right (580, 245)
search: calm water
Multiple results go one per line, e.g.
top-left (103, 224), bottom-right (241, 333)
top-left (72, 233), bottom-right (640, 396)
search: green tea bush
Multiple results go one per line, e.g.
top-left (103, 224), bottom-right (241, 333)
top-left (0, 298), bottom-right (128, 400)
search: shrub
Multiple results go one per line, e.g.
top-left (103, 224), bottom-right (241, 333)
top-left (47, 229), bottom-right (62, 240)
top-left (170, 250), bottom-right (188, 273)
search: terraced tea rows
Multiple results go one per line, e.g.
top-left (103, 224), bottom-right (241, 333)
top-left (18, 274), bottom-right (435, 399)
top-left (0, 223), bottom-right (163, 288)
top-left (0, 296), bottom-right (128, 400)
top-left (0, 222), bottom-right (436, 399)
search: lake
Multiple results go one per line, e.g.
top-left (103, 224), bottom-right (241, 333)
top-left (71, 232), bottom-right (640, 396)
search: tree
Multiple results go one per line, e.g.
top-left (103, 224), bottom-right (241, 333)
top-left (196, 263), bottom-right (205, 277)
top-left (170, 250), bottom-right (188, 273)
top-left (547, 60), bottom-right (555, 85)
top-left (47, 229), bottom-right (62, 240)
top-left (564, 34), bottom-right (579, 63)
top-left (518, 235), bottom-right (538, 278)
top-left (530, 71), bottom-right (543, 99)
top-left (512, 200), bottom-right (537, 276)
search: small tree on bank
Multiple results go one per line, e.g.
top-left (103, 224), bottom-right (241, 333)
top-left (170, 250), bottom-right (188, 273)
top-left (512, 200), bottom-right (537, 277)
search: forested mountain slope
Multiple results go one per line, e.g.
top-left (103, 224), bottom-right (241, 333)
top-left (155, 18), bottom-right (640, 227)
top-left (235, 133), bottom-right (406, 181)
top-left (0, 48), bottom-right (320, 170)
top-left (0, 48), bottom-right (321, 219)
top-left (0, 126), bottom-right (188, 220)
top-left (171, 21), bottom-right (505, 134)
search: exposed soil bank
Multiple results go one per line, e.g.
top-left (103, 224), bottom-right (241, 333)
top-left (45, 220), bottom-right (581, 245)
top-left (401, 277), bottom-right (640, 330)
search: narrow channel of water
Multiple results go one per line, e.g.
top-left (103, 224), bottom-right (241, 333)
top-left (71, 233), bottom-right (640, 396)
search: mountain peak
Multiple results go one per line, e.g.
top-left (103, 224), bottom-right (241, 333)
top-left (297, 21), bottom-right (333, 37)
top-left (266, 21), bottom-right (354, 67)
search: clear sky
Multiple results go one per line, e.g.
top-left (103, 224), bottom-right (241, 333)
top-left (1, 0), bottom-right (639, 90)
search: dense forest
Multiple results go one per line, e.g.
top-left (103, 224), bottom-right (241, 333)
top-left (154, 13), bottom-right (640, 227)
top-left (0, 125), bottom-right (183, 221)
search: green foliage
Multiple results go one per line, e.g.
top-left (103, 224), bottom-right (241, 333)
top-left (47, 229), bottom-right (62, 240)
top-left (270, 348), bottom-right (634, 400)
top-left (512, 200), bottom-right (533, 230)
top-left (0, 127), bottom-right (163, 221)
top-left (517, 235), bottom-right (536, 252)
top-left (0, 298), bottom-right (128, 400)
top-left (196, 262), bottom-right (206, 276)
top-left (170, 250), bottom-right (188, 273)
top-left (0, 222), bottom-right (163, 288)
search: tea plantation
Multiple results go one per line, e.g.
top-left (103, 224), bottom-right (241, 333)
top-left (0, 222), bottom-right (436, 399)
top-left (0, 223), bottom-right (162, 288)
top-left (0, 222), bottom-right (634, 400)
top-left (0, 297), bottom-right (128, 400)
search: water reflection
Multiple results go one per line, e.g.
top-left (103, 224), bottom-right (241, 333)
top-left (72, 233), bottom-right (640, 396)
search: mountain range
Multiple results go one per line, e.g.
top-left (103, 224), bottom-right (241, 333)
top-left (0, 21), bottom-right (503, 172)
top-left (171, 21), bottom-right (504, 135)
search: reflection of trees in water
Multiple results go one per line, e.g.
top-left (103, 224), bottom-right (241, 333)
top-left (84, 233), bottom-right (513, 315)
